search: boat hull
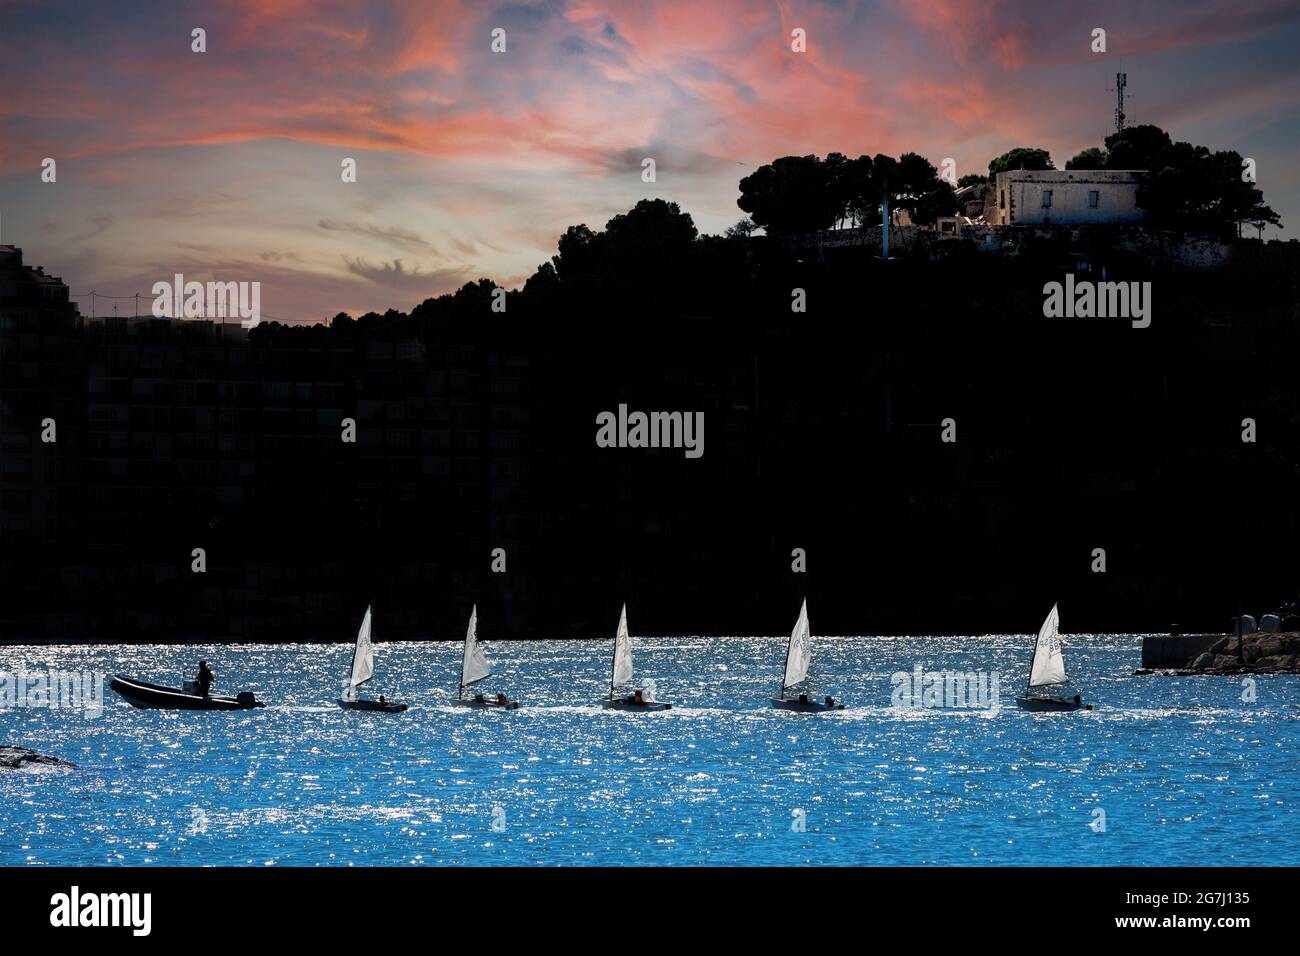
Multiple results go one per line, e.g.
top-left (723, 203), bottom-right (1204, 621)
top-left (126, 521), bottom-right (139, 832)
top-left (770, 697), bottom-right (845, 712)
top-left (337, 699), bottom-right (408, 713)
top-left (452, 698), bottom-right (520, 710)
top-left (110, 675), bottom-right (264, 711)
top-left (602, 698), bottom-right (672, 711)
top-left (1015, 695), bottom-right (1088, 711)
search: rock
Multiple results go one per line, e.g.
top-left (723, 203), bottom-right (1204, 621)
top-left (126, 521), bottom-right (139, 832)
top-left (0, 746), bottom-right (75, 770)
top-left (1282, 634), bottom-right (1300, 655)
top-left (1213, 654), bottom-right (1241, 670)
top-left (1243, 640), bottom-right (1264, 664)
top-left (1225, 636), bottom-right (1241, 656)
top-left (1208, 636), bottom-right (1230, 655)
top-left (1255, 656), bottom-right (1288, 671)
top-left (1190, 652), bottom-right (1214, 669)
top-left (1257, 635), bottom-right (1284, 658)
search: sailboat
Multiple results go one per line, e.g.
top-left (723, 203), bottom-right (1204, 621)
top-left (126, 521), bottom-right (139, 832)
top-left (452, 604), bottom-right (519, 709)
top-left (770, 598), bottom-right (844, 711)
top-left (601, 603), bottom-right (672, 710)
top-left (1015, 603), bottom-right (1091, 711)
top-left (337, 605), bottom-right (408, 712)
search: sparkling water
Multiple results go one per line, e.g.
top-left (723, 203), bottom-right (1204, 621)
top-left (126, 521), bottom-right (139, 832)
top-left (2, 636), bottom-right (1296, 866)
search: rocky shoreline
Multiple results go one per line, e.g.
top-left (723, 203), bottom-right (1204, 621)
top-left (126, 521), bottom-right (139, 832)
top-left (0, 746), bottom-right (75, 769)
top-left (1134, 631), bottom-right (1300, 675)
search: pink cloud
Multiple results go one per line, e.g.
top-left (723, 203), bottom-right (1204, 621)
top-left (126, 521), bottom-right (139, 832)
top-left (1, 0), bottom-right (1296, 322)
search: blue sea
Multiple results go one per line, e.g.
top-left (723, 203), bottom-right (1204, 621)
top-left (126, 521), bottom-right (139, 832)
top-left (2, 635), bottom-right (1297, 866)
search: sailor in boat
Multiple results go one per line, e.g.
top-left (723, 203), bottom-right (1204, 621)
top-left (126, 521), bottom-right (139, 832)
top-left (194, 660), bottom-right (214, 698)
top-left (378, 694), bottom-right (388, 707)
top-left (611, 688), bottom-right (649, 706)
top-left (622, 688), bottom-right (661, 707)
top-left (495, 692), bottom-right (509, 706)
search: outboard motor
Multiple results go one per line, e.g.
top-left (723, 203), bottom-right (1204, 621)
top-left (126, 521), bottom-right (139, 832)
top-left (236, 691), bottom-right (259, 708)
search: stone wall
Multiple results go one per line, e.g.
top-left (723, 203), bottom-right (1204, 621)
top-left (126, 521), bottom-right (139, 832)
top-left (1137, 632), bottom-right (1300, 674)
top-left (970, 224), bottom-right (1282, 272)
top-left (1141, 634), bottom-right (1221, 668)
top-left (782, 223), bottom-right (1298, 274)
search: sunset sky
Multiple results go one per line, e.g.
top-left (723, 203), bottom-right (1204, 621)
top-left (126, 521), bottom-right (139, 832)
top-left (1, 0), bottom-right (1297, 323)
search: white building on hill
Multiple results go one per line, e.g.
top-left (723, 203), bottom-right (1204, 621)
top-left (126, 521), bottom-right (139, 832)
top-left (988, 169), bottom-right (1147, 226)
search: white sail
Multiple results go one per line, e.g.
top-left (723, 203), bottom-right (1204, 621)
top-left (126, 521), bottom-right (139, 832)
top-left (346, 605), bottom-right (375, 699)
top-left (611, 603), bottom-right (633, 691)
top-left (1028, 603), bottom-right (1067, 687)
top-left (782, 599), bottom-right (811, 690)
top-left (460, 604), bottom-right (492, 690)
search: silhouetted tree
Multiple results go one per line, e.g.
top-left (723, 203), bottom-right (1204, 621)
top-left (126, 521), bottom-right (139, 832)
top-left (988, 147), bottom-right (1054, 178)
top-left (737, 155), bottom-right (840, 235)
top-left (552, 224), bottom-right (599, 281)
top-left (523, 259), bottom-right (559, 296)
top-left (891, 153), bottom-right (960, 225)
top-left (842, 154), bottom-right (877, 227)
top-left (601, 199), bottom-right (698, 283)
top-left (822, 152), bottom-right (859, 229)
top-left (1065, 147), bottom-right (1107, 170)
top-left (1140, 143), bottom-right (1281, 238)
top-left (725, 218), bottom-right (757, 238)
top-left (1104, 124), bottom-right (1172, 170)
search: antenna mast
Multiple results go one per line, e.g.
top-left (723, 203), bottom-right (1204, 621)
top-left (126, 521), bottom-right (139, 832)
top-left (1111, 72), bottom-right (1128, 132)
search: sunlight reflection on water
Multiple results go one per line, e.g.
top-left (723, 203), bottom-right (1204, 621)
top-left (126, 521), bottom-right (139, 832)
top-left (1, 635), bottom-right (1297, 865)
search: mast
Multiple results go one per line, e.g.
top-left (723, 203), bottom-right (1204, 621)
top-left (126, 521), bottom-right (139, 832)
top-left (1024, 624), bottom-right (1039, 694)
top-left (778, 599), bottom-right (801, 699)
top-left (348, 619), bottom-right (360, 698)
top-left (609, 613), bottom-right (618, 700)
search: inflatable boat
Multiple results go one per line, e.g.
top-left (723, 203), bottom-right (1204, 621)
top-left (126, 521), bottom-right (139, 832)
top-left (110, 675), bottom-right (265, 711)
